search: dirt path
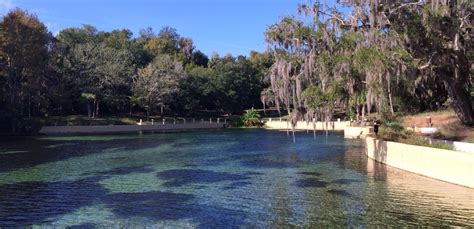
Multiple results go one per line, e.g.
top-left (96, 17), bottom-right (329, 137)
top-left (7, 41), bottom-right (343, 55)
top-left (401, 111), bottom-right (474, 142)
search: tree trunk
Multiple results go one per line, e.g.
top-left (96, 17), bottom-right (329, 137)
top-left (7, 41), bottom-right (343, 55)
top-left (356, 105), bottom-right (361, 122)
top-left (441, 73), bottom-right (474, 125)
top-left (28, 95), bottom-right (31, 119)
top-left (362, 104), bottom-right (366, 121)
top-left (87, 102), bottom-right (91, 118)
top-left (439, 51), bottom-right (474, 125)
top-left (92, 100), bottom-right (96, 118)
top-left (387, 73), bottom-right (395, 115)
top-left (440, 4), bottom-right (474, 124)
top-left (95, 100), bottom-right (100, 117)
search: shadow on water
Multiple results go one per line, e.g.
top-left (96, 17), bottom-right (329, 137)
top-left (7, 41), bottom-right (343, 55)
top-left (0, 129), bottom-right (311, 174)
top-left (0, 137), bottom-right (166, 173)
top-left (0, 177), bottom-right (107, 226)
top-left (0, 165), bottom-right (250, 227)
top-left (0, 129), bottom-right (260, 174)
top-left (297, 171), bottom-right (323, 176)
top-left (332, 179), bottom-right (362, 185)
top-left (238, 154), bottom-right (302, 169)
top-left (103, 191), bottom-right (195, 220)
top-left (295, 178), bottom-right (328, 188)
top-left (156, 169), bottom-right (251, 187)
top-left (92, 165), bottom-right (154, 176)
top-left (223, 181), bottom-right (252, 190)
top-left (66, 223), bottom-right (97, 229)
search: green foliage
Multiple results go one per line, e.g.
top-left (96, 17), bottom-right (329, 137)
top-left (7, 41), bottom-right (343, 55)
top-left (209, 55), bottom-right (263, 113)
top-left (302, 85), bottom-right (325, 110)
top-left (379, 105), bottom-right (396, 123)
top-left (81, 93), bottom-right (96, 101)
top-left (400, 136), bottom-right (455, 151)
top-left (379, 122), bottom-right (406, 140)
top-left (302, 82), bottom-right (345, 111)
top-left (240, 108), bottom-right (263, 127)
top-left (378, 122), bottom-right (454, 151)
top-left (0, 8), bottom-right (51, 133)
top-left (133, 55), bottom-right (183, 117)
top-left (229, 116), bottom-right (244, 127)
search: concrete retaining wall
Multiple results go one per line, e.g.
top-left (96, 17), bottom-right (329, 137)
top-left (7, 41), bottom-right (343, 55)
top-left (264, 120), bottom-right (350, 131)
top-left (40, 123), bottom-right (225, 135)
top-left (365, 136), bottom-right (474, 188)
top-left (452, 141), bottom-right (474, 154)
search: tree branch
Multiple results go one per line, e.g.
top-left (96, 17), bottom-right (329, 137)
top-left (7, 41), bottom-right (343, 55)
top-left (389, 1), bottom-right (424, 15)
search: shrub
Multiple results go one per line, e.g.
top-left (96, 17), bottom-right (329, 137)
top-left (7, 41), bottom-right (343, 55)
top-left (229, 115), bottom-right (244, 127)
top-left (379, 121), bottom-right (406, 140)
top-left (240, 108), bottom-right (263, 127)
top-left (378, 121), bottom-right (454, 150)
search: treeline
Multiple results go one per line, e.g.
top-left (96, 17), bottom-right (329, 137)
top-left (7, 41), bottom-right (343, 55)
top-left (0, 8), bottom-right (273, 133)
top-left (262, 0), bottom-right (473, 126)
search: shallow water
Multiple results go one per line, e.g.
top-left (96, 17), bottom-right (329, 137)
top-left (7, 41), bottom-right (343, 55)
top-left (0, 129), bottom-right (472, 227)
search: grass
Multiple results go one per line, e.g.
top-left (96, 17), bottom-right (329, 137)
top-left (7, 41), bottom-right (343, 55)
top-left (397, 136), bottom-right (455, 151)
top-left (377, 122), bottom-right (455, 151)
top-left (43, 115), bottom-right (140, 126)
top-left (400, 110), bottom-right (474, 143)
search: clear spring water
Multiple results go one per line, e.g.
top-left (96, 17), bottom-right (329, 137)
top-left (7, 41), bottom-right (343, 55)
top-left (0, 129), bottom-right (472, 228)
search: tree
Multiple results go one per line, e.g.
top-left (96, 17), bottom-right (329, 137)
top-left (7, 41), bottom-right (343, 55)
top-left (264, 0), bottom-right (473, 126)
top-left (66, 42), bottom-right (135, 117)
top-left (0, 8), bottom-right (51, 132)
top-left (211, 55), bottom-right (262, 113)
top-left (177, 65), bottom-right (217, 114)
top-left (389, 0), bottom-right (474, 124)
top-left (335, 0), bottom-right (474, 124)
top-left (133, 55), bottom-right (184, 118)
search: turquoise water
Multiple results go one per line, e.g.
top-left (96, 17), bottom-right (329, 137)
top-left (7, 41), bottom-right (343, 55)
top-left (0, 129), bottom-right (473, 227)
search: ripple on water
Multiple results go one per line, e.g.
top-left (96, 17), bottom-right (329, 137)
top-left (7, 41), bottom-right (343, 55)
top-left (0, 129), bottom-right (472, 227)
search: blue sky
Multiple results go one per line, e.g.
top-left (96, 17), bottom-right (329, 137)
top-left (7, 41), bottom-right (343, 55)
top-left (0, 0), bottom-right (305, 57)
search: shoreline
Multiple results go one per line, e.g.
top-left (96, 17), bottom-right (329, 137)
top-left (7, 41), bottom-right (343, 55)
top-left (39, 123), bottom-right (226, 135)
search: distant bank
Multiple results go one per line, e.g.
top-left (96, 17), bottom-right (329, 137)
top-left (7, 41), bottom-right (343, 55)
top-left (39, 123), bottom-right (225, 135)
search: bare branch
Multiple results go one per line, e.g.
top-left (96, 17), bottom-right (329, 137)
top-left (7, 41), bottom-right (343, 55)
top-left (389, 1), bottom-right (424, 15)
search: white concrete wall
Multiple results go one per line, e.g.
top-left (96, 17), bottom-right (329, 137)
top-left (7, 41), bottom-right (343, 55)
top-left (366, 136), bottom-right (474, 188)
top-left (40, 123), bottom-right (225, 135)
top-left (264, 120), bottom-right (350, 131)
top-left (453, 141), bottom-right (474, 154)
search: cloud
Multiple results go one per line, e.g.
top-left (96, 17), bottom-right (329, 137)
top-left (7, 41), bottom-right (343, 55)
top-left (0, 0), bottom-right (14, 15)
